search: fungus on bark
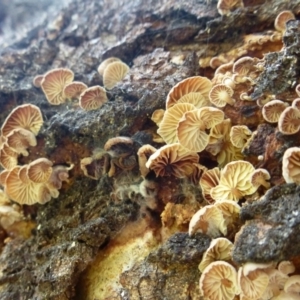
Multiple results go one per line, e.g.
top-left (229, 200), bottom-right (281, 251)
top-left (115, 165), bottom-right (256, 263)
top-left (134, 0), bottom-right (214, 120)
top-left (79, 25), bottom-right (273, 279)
top-left (79, 86), bottom-right (108, 111)
top-left (282, 147), bottom-right (300, 184)
top-left (97, 57), bottom-right (121, 76)
top-left (262, 100), bottom-right (289, 123)
top-left (103, 61), bottom-right (130, 90)
top-left (209, 84), bottom-right (235, 107)
top-left (63, 81), bottom-right (87, 100)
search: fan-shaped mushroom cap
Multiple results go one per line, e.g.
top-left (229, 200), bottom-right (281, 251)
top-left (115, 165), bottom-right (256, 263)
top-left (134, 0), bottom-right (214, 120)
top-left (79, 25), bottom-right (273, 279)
top-left (200, 167), bottom-right (221, 204)
top-left (199, 261), bottom-right (239, 300)
top-left (278, 106), bottom-right (300, 134)
top-left (211, 161), bottom-right (256, 201)
top-left (233, 56), bottom-right (255, 76)
top-left (146, 143), bottom-right (199, 178)
top-left (176, 92), bottom-right (210, 108)
top-left (0, 143), bottom-right (18, 170)
top-left (97, 57), bottom-right (121, 76)
top-left (251, 168), bottom-right (270, 190)
top-left (177, 107), bottom-right (224, 152)
top-left (209, 84), bottom-right (235, 107)
top-left (27, 158), bottom-right (53, 183)
top-left (1, 104), bottom-right (43, 136)
top-left (157, 103), bottom-right (195, 144)
top-left (41, 68), bottom-right (74, 105)
top-left (33, 75), bottom-right (44, 88)
top-left (238, 263), bottom-right (270, 300)
top-left (79, 85), bottom-right (108, 111)
top-left (282, 147), bottom-right (300, 184)
top-left (166, 76), bottom-right (212, 109)
top-left (189, 205), bottom-right (227, 237)
top-left (207, 119), bottom-right (243, 167)
top-left (0, 170), bottom-right (9, 187)
top-left (260, 269), bottom-right (288, 300)
top-left (217, 0), bottom-right (244, 15)
top-left (214, 200), bottom-right (240, 228)
top-left (278, 260), bottom-right (296, 275)
top-left (4, 166), bottom-right (44, 205)
top-left (262, 100), bottom-right (289, 123)
top-left (229, 125), bottom-right (252, 148)
top-left (274, 10), bottom-right (295, 33)
top-left (137, 144), bottom-right (157, 178)
top-left (63, 81), bottom-right (88, 100)
top-left (284, 275), bottom-right (300, 294)
top-left (103, 61), bottom-right (130, 90)
top-left (6, 128), bottom-right (37, 156)
top-left (214, 61), bottom-right (234, 76)
top-left (104, 136), bottom-right (133, 157)
top-left (199, 237), bottom-right (233, 272)
top-left (151, 109), bottom-right (165, 126)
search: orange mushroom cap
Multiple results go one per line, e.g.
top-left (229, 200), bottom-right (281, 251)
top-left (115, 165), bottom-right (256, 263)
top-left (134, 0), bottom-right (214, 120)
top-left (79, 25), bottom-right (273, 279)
top-left (63, 81), bottom-right (88, 100)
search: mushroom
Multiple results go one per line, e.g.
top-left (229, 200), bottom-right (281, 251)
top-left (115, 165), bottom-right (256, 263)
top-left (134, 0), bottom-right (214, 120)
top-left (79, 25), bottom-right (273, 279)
top-left (176, 92), bottom-right (210, 108)
top-left (157, 103), bottom-right (195, 144)
top-left (262, 100), bottom-right (289, 123)
top-left (177, 107), bottom-right (224, 152)
top-left (1, 104), bottom-right (43, 136)
top-left (238, 263), bottom-right (270, 300)
top-left (188, 205), bottom-right (227, 237)
top-left (0, 143), bottom-right (18, 170)
top-left (32, 74), bottom-right (44, 88)
top-left (137, 144), bottom-right (157, 178)
top-left (151, 109), bottom-right (165, 126)
top-left (229, 125), bottom-right (252, 149)
top-left (284, 275), bottom-right (300, 294)
top-left (214, 200), bottom-right (240, 231)
top-left (199, 261), bottom-right (239, 300)
top-left (292, 98), bottom-right (300, 110)
top-left (63, 81), bottom-right (88, 100)
top-left (209, 84), bottom-right (235, 107)
top-left (103, 61), bottom-right (130, 90)
top-left (274, 10), bottom-right (295, 33)
top-left (97, 57), bottom-right (121, 76)
top-left (199, 237), bottom-right (233, 272)
top-left (210, 161), bottom-right (256, 201)
top-left (278, 260), bottom-right (296, 275)
top-left (217, 0), bottom-right (244, 16)
top-left (261, 269), bottom-right (288, 299)
top-left (145, 143), bottom-right (199, 178)
top-left (166, 76), bottom-right (212, 109)
top-left (199, 167), bottom-right (221, 204)
top-left (6, 128), bottom-right (37, 156)
top-left (282, 147), bottom-right (300, 184)
top-left (79, 86), bottom-right (108, 111)
top-left (26, 158), bottom-right (53, 183)
top-left (251, 168), bottom-right (271, 190)
top-left (278, 106), bottom-right (300, 135)
top-left (104, 136), bottom-right (134, 158)
top-left (41, 68), bottom-right (74, 105)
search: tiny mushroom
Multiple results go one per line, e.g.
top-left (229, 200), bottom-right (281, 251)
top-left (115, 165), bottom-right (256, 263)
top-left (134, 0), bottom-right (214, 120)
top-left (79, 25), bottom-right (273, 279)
top-left (282, 147), bottom-right (300, 184)
top-left (188, 204), bottom-right (227, 237)
top-left (146, 143), bottom-right (199, 178)
top-left (177, 107), bottom-right (224, 152)
top-left (199, 261), bottom-right (239, 300)
top-left (209, 84), bottom-right (235, 107)
top-left (278, 260), bottom-right (296, 275)
top-left (199, 167), bottom-right (221, 204)
top-left (229, 125), bottom-right (252, 149)
top-left (210, 161), bottom-right (256, 202)
top-left (166, 76), bottom-right (212, 109)
top-left (251, 168), bottom-right (271, 190)
top-left (262, 100), bottom-right (289, 123)
top-left (217, 0), bottom-right (244, 16)
top-left (157, 103), bottom-right (195, 144)
top-left (63, 81), bottom-right (88, 100)
top-left (274, 10), bottom-right (295, 33)
top-left (278, 106), bottom-right (300, 135)
top-left (79, 86), bottom-right (108, 111)
top-left (103, 61), bottom-right (130, 90)
top-left (32, 74), bottom-right (44, 88)
top-left (284, 275), bottom-right (300, 294)
top-left (151, 109), bottom-right (165, 126)
top-left (137, 144), bottom-right (157, 178)
top-left (1, 104), bottom-right (43, 136)
top-left (41, 68), bottom-right (74, 105)
top-left (0, 143), bottom-right (19, 170)
top-left (198, 237), bottom-right (233, 273)
top-left (97, 57), bottom-right (121, 76)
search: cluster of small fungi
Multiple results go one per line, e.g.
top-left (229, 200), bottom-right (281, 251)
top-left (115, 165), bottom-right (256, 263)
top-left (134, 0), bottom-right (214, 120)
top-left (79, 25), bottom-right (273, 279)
top-left (0, 3), bottom-right (299, 299)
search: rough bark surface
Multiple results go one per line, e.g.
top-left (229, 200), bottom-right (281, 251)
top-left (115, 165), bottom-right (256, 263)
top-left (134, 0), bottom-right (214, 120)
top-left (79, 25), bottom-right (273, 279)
top-left (0, 0), bottom-right (300, 299)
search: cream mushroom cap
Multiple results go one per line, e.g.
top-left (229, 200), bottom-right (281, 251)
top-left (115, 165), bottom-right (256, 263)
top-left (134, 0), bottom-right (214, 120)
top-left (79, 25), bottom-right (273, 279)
top-left (188, 205), bottom-right (227, 237)
top-left (103, 61), bottom-right (130, 90)
top-left (262, 100), bottom-right (289, 123)
top-left (199, 261), bottom-right (239, 300)
top-left (79, 86), bottom-right (108, 111)
top-left (282, 147), bottom-right (300, 184)
top-left (209, 84), bottom-right (235, 107)
top-left (278, 106), bottom-right (300, 135)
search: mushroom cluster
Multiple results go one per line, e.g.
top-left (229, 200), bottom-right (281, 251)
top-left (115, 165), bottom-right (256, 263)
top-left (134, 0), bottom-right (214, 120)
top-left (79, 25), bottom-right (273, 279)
top-left (33, 57), bottom-right (129, 111)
